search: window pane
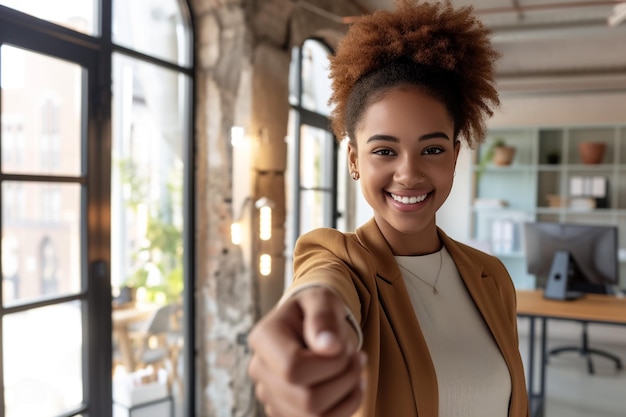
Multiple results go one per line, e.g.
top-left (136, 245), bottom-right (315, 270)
top-left (2, 182), bottom-right (82, 306)
top-left (299, 189), bottom-right (333, 235)
top-left (300, 125), bottom-right (334, 189)
top-left (0, 0), bottom-right (96, 35)
top-left (111, 53), bottom-right (189, 416)
top-left (113, 0), bottom-right (191, 67)
top-left (300, 40), bottom-right (332, 115)
top-left (1, 45), bottom-right (83, 176)
top-left (3, 301), bottom-right (83, 417)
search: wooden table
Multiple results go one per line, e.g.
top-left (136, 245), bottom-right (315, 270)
top-left (112, 304), bottom-right (159, 372)
top-left (516, 289), bottom-right (626, 417)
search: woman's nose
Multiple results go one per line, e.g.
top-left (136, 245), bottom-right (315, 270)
top-left (395, 155), bottom-right (424, 187)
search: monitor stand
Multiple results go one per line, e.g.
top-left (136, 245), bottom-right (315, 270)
top-left (543, 250), bottom-right (585, 300)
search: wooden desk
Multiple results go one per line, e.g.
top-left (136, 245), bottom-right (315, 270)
top-left (516, 290), bottom-right (626, 417)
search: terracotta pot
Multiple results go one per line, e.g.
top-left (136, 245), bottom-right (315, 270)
top-left (492, 146), bottom-right (516, 166)
top-left (578, 142), bottom-right (606, 164)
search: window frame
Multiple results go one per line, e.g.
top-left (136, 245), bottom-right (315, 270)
top-left (0, 2), bottom-right (196, 416)
top-left (290, 38), bottom-right (339, 246)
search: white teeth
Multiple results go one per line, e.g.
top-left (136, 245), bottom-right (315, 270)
top-left (390, 193), bottom-right (427, 204)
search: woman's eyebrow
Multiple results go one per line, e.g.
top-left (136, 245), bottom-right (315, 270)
top-left (366, 132), bottom-right (450, 144)
top-left (420, 132), bottom-right (450, 141)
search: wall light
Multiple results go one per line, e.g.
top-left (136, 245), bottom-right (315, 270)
top-left (231, 126), bottom-right (245, 147)
top-left (231, 197), bottom-right (253, 246)
top-left (259, 206), bottom-right (272, 241)
top-left (231, 196), bottom-right (275, 244)
top-left (231, 221), bottom-right (243, 245)
top-left (255, 197), bottom-right (274, 241)
top-left (259, 254), bottom-right (272, 276)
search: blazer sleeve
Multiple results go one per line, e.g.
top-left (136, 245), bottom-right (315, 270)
top-left (289, 228), bottom-right (373, 329)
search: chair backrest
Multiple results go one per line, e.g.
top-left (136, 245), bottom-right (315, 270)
top-left (144, 304), bottom-right (172, 335)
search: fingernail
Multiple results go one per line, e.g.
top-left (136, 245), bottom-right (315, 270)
top-left (316, 331), bottom-right (337, 349)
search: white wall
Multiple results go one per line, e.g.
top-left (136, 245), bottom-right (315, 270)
top-left (490, 90), bottom-right (626, 128)
top-left (355, 185), bottom-right (373, 228)
top-left (437, 143), bottom-right (473, 242)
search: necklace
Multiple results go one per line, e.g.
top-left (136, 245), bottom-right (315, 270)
top-left (397, 250), bottom-right (443, 295)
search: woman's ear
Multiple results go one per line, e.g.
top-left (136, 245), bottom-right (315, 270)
top-left (347, 141), bottom-right (358, 172)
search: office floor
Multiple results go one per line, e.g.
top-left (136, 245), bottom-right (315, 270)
top-left (517, 319), bottom-right (626, 417)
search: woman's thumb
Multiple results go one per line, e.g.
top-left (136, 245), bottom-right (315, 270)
top-left (298, 288), bottom-right (350, 356)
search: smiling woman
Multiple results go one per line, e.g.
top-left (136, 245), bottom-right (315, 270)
top-left (247, 2), bottom-right (529, 417)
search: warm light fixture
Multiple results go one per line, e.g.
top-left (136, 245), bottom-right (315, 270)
top-left (231, 196), bottom-right (275, 244)
top-left (230, 196), bottom-right (252, 246)
top-left (259, 254), bottom-right (272, 276)
top-left (259, 206), bottom-right (272, 240)
top-left (231, 221), bottom-right (242, 245)
top-left (255, 197), bottom-right (274, 241)
top-left (231, 126), bottom-right (245, 147)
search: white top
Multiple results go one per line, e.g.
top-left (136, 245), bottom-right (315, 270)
top-left (395, 247), bottom-right (511, 417)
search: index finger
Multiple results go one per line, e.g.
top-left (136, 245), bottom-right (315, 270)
top-left (248, 295), bottom-right (356, 385)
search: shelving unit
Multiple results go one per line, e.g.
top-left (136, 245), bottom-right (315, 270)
top-left (471, 125), bottom-right (626, 289)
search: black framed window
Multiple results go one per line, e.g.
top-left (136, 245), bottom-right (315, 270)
top-left (0, 1), bottom-right (195, 416)
top-left (286, 38), bottom-right (354, 283)
top-left (288, 39), bottom-right (339, 243)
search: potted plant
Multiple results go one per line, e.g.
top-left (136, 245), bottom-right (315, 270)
top-left (578, 141), bottom-right (606, 164)
top-left (476, 138), bottom-right (516, 179)
top-left (492, 140), bottom-right (516, 166)
top-left (546, 150), bottom-right (561, 165)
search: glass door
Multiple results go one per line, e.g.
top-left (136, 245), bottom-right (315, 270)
top-left (0, 29), bottom-right (108, 417)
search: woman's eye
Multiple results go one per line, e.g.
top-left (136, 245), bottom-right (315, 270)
top-left (423, 146), bottom-right (444, 155)
top-left (373, 148), bottom-right (394, 156)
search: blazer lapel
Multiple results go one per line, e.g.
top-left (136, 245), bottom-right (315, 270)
top-left (357, 219), bottom-right (439, 417)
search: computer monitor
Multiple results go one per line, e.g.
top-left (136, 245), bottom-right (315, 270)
top-left (523, 221), bottom-right (619, 300)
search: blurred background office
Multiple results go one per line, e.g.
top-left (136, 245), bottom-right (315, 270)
top-left (0, 0), bottom-right (625, 416)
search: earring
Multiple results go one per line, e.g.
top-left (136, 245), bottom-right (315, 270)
top-left (351, 171), bottom-right (360, 180)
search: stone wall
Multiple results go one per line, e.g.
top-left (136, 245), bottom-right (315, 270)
top-left (190, 0), bottom-right (363, 415)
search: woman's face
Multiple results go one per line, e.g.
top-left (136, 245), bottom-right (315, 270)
top-left (348, 86), bottom-right (460, 255)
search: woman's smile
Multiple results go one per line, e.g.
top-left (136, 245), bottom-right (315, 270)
top-left (387, 191), bottom-right (432, 214)
top-left (388, 192), bottom-right (429, 205)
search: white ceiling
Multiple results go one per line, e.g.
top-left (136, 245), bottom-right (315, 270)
top-left (357, 0), bottom-right (619, 28)
top-left (353, 0), bottom-right (626, 91)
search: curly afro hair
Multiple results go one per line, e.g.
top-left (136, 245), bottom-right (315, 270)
top-left (328, 0), bottom-right (500, 149)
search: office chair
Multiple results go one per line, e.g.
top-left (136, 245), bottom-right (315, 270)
top-left (130, 305), bottom-right (174, 377)
top-left (547, 320), bottom-right (623, 375)
top-left (129, 303), bottom-right (185, 396)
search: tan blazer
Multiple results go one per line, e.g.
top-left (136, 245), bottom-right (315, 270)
top-left (291, 218), bottom-right (529, 417)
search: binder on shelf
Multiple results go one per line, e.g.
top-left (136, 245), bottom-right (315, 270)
top-left (569, 175), bottom-right (609, 209)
